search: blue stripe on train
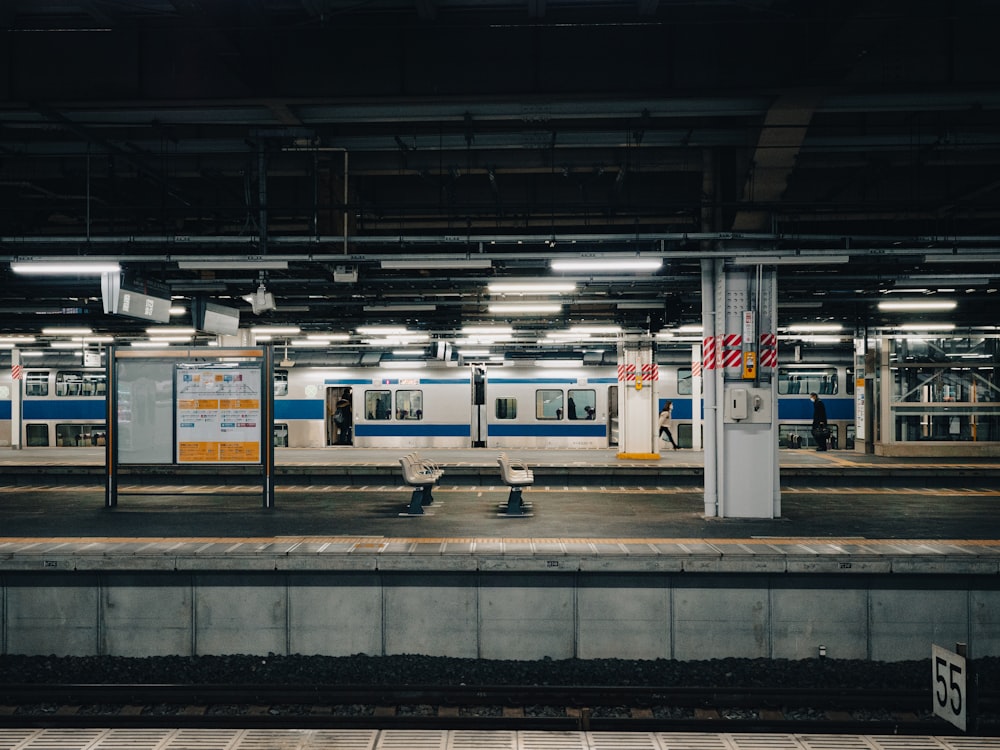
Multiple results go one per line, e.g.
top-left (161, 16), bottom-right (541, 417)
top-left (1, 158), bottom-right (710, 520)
top-left (0, 401), bottom-right (9, 419)
top-left (489, 423), bottom-right (607, 437)
top-left (779, 397), bottom-right (853, 420)
top-left (356, 423), bottom-right (471, 437)
top-left (275, 399), bottom-right (325, 420)
top-left (22, 400), bottom-right (105, 419)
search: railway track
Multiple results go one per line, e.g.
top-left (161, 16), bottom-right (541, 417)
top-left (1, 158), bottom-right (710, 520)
top-left (1, 684), bottom-right (997, 734)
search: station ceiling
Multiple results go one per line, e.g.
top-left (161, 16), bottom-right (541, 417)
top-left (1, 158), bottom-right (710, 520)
top-left (1, 0), bottom-right (999, 349)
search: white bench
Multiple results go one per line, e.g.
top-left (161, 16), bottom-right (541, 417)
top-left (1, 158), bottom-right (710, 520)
top-left (398, 452), bottom-right (444, 515)
top-left (497, 453), bottom-right (534, 516)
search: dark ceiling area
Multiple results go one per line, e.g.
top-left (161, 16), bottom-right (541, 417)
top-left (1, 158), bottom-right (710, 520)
top-left (1, 0), bottom-right (1000, 345)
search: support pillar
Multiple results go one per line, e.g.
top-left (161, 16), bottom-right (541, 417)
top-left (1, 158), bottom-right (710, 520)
top-left (702, 260), bottom-right (780, 518)
top-left (615, 336), bottom-right (658, 457)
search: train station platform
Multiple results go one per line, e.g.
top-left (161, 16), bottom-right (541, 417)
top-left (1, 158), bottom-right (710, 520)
top-left (1, 446), bottom-right (998, 662)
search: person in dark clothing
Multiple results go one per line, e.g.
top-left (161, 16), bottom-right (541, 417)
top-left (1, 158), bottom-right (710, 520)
top-left (810, 392), bottom-right (828, 451)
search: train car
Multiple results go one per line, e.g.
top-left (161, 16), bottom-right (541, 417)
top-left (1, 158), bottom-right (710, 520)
top-left (274, 364), bottom-right (621, 450)
top-left (0, 366), bottom-right (107, 448)
top-left (0, 354), bottom-right (855, 452)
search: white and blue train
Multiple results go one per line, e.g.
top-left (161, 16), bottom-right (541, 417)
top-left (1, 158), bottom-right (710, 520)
top-left (0, 356), bottom-right (856, 451)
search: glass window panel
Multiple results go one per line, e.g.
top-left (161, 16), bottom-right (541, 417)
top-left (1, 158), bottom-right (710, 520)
top-left (25, 423), bottom-right (48, 447)
top-left (274, 369), bottom-right (288, 397)
top-left (536, 389), bottom-right (563, 420)
top-left (777, 367), bottom-right (838, 395)
top-left (24, 371), bottom-right (49, 397)
top-left (396, 390), bottom-right (423, 420)
top-left (567, 389), bottom-right (596, 420)
top-left (495, 397), bottom-right (517, 419)
top-left (365, 390), bottom-right (392, 420)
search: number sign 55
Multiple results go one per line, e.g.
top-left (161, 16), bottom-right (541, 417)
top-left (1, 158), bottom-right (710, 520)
top-left (932, 644), bottom-right (967, 731)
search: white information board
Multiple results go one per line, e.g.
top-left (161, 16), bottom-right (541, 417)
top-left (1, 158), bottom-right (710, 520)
top-left (175, 366), bottom-right (262, 463)
top-left (932, 643), bottom-right (967, 731)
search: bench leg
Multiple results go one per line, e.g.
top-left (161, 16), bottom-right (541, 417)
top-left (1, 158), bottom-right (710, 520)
top-left (505, 486), bottom-right (526, 516)
top-left (406, 487), bottom-right (425, 515)
top-left (421, 485), bottom-right (435, 506)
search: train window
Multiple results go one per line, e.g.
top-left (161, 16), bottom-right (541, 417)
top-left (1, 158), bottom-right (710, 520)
top-left (55, 371), bottom-right (105, 397)
top-left (777, 367), bottom-right (839, 395)
top-left (845, 367), bottom-right (855, 396)
top-left (25, 424), bottom-right (48, 447)
top-left (274, 370), bottom-right (288, 397)
top-left (395, 390), bottom-right (423, 420)
top-left (56, 424), bottom-right (106, 447)
top-left (273, 423), bottom-right (289, 447)
top-left (24, 371), bottom-right (48, 397)
top-left (567, 389), bottom-right (596, 419)
top-left (676, 368), bottom-right (703, 395)
top-left (779, 423), bottom-right (839, 450)
top-left (365, 390), bottom-right (392, 420)
top-left (536, 389), bottom-right (564, 420)
top-left (495, 397), bottom-right (517, 419)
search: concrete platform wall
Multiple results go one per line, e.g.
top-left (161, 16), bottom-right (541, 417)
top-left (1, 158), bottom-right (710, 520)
top-left (2, 571), bottom-right (998, 661)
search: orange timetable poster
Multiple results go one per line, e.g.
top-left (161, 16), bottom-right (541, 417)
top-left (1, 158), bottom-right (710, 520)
top-left (175, 367), bottom-right (262, 463)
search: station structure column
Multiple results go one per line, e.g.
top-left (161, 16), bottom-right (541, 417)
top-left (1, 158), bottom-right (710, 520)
top-left (615, 336), bottom-right (658, 457)
top-left (701, 258), bottom-right (780, 518)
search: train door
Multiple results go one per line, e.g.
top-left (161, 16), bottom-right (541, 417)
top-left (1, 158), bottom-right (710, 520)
top-left (326, 386), bottom-right (354, 446)
top-left (608, 385), bottom-right (619, 447)
top-left (471, 366), bottom-right (486, 448)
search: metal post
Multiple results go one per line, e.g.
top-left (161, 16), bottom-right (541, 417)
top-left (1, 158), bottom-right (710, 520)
top-left (105, 345), bottom-right (118, 508)
top-left (263, 344), bottom-right (275, 509)
top-left (701, 259), bottom-right (718, 517)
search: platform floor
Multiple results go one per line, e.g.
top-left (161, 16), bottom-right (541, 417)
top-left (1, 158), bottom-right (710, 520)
top-left (0, 729), bottom-right (996, 750)
top-left (0, 447), bottom-right (998, 542)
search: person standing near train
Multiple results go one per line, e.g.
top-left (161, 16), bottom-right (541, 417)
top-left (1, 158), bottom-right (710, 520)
top-left (658, 401), bottom-right (679, 450)
top-left (810, 392), bottom-right (828, 451)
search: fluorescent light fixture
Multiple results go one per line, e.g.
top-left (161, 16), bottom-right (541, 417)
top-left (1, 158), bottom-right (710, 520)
top-left (291, 339), bottom-right (333, 347)
top-left (50, 341), bottom-right (85, 349)
top-left (177, 260), bottom-right (288, 270)
top-left (488, 282), bottom-right (576, 294)
top-left (676, 324), bottom-right (704, 333)
top-left (898, 323), bottom-right (956, 331)
top-left (878, 300), bottom-right (957, 311)
top-left (307, 333), bottom-right (350, 341)
top-left (146, 327), bottom-right (195, 335)
top-left (20, 350), bottom-right (44, 357)
top-left (250, 326), bottom-right (301, 335)
top-left (536, 359), bottom-right (584, 368)
top-left (169, 306), bottom-right (186, 316)
top-left (458, 349), bottom-right (490, 356)
top-left (130, 341), bottom-right (173, 348)
top-left (785, 323), bottom-right (844, 332)
top-left (357, 325), bottom-right (410, 335)
top-left (0, 336), bottom-right (36, 344)
top-left (923, 253), bottom-right (1000, 264)
top-left (148, 335), bottom-right (192, 342)
top-left (380, 259), bottom-right (492, 269)
top-left (82, 336), bottom-right (114, 343)
top-left (363, 304), bottom-right (437, 312)
top-left (547, 331), bottom-right (589, 339)
top-left (381, 361), bottom-right (428, 369)
top-left (392, 349), bottom-right (425, 356)
top-left (777, 335), bottom-right (845, 344)
top-left (729, 255), bottom-right (849, 265)
top-left (11, 261), bottom-right (121, 275)
top-left (488, 303), bottom-right (562, 314)
top-left (42, 327), bottom-right (92, 336)
top-left (550, 258), bottom-right (661, 272)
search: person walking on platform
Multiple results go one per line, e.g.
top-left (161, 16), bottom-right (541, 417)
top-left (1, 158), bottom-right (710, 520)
top-left (658, 401), bottom-right (679, 450)
top-left (810, 392), bottom-right (828, 451)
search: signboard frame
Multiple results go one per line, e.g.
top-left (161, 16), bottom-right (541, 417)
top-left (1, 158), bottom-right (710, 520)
top-left (106, 345), bottom-right (275, 509)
